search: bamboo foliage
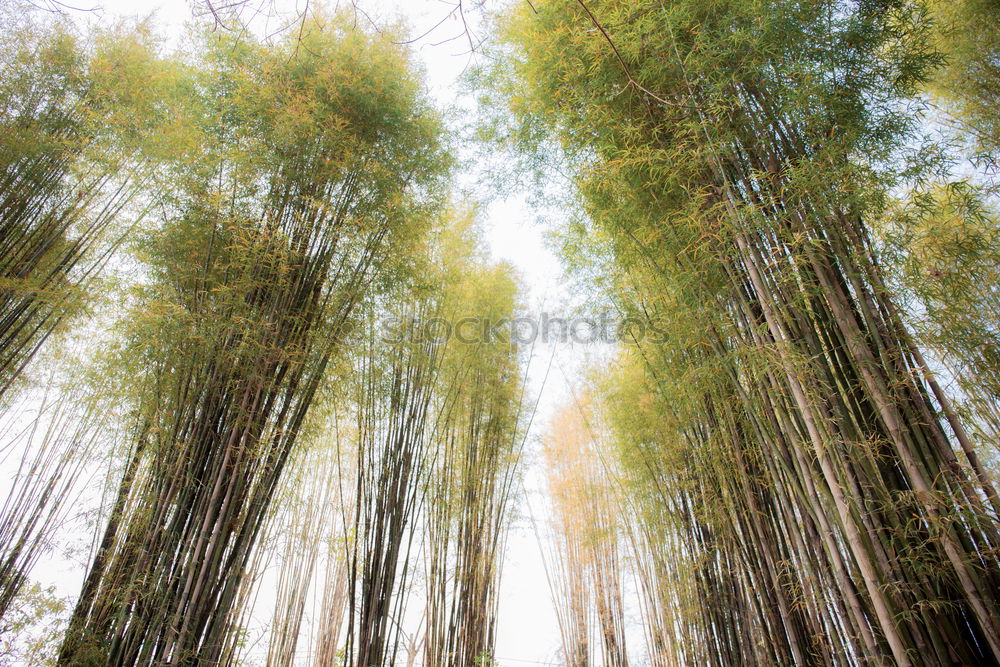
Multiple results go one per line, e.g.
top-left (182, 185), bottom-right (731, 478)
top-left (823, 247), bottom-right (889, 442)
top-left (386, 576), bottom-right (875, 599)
top-left (0, 17), bottom-right (95, 402)
top-left (0, 11), bottom-right (179, 404)
top-left (924, 0), bottom-right (1000, 155)
top-left (879, 181), bottom-right (1000, 450)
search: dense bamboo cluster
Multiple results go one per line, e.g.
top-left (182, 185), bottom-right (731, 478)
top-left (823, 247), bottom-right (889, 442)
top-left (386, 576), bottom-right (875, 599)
top-left (183, 214), bottom-right (523, 666)
top-left (542, 401), bottom-right (628, 667)
top-left (339, 219), bottom-right (523, 667)
top-left (343, 309), bottom-right (443, 666)
top-left (493, 0), bottom-right (1000, 664)
top-left (421, 247), bottom-right (522, 667)
top-left (215, 216), bottom-right (524, 667)
top-left (56, 16), bottom-right (448, 664)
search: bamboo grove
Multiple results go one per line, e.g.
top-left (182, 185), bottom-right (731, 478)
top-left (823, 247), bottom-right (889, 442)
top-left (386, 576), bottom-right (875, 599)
top-left (491, 0), bottom-right (1000, 664)
top-left (0, 6), bottom-right (526, 665)
top-left (0, 0), bottom-right (998, 665)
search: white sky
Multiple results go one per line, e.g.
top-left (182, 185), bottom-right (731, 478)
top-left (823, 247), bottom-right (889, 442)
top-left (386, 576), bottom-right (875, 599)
top-left (14, 1), bottom-right (625, 664)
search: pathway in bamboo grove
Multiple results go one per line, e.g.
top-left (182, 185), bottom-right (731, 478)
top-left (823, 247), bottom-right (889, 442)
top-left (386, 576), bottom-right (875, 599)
top-left (0, 0), bottom-right (998, 665)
